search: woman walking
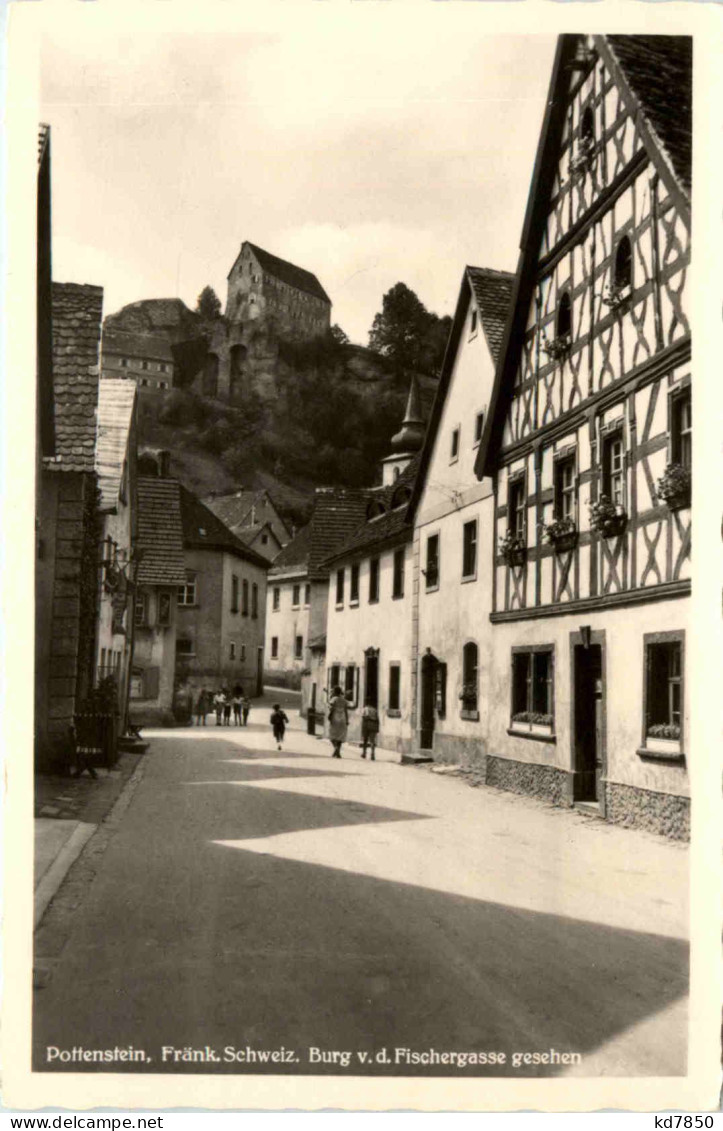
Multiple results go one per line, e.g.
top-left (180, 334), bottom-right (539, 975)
top-left (328, 685), bottom-right (349, 759)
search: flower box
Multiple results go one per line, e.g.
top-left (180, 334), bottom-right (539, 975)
top-left (542, 333), bottom-right (571, 363)
top-left (601, 283), bottom-right (631, 313)
top-left (511, 712), bottom-right (554, 737)
top-left (543, 517), bottom-right (578, 553)
top-left (656, 463), bottom-right (691, 510)
top-left (499, 533), bottom-right (526, 567)
top-left (568, 139), bottom-right (596, 179)
top-left (644, 736), bottom-right (682, 756)
top-left (589, 495), bottom-right (628, 538)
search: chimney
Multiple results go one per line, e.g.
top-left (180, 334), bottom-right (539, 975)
top-left (158, 449), bottom-right (171, 478)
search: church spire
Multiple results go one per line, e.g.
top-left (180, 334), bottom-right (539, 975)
top-left (390, 374), bottom-right (425, 454)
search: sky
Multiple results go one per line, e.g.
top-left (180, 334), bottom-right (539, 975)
top-left (39, 13), bottom-right (557, 344)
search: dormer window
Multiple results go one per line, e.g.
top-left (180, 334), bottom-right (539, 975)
top-left (556, 292), bottom-right (572, 340)
top-left (581, 106), bottom-right (594, 149)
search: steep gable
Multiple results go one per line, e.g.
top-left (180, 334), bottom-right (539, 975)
top-left (47, 282), bottom-right (104, 473)
top-left (136, 478), bottom-right (187, 586)
top-left (95, 380), bottom-right (137, 512)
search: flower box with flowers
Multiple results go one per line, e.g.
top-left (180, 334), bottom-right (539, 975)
top-left (644, 723), bottom-right (682, 755)
top-left (601, 282), bottom-right (631, 314)
top-left (511, 711), bottom-right (554, 736)
top-left (499, 532), bottom-right (526, 567)
top-left (656, 463), bottom-right (691, 510)
top-left (589, 494), bottom-right (628, 538)
top-left (568, 137), bottom-right (596, 179)
top-left (543, 516), bottom-right (578, 553)
top-left (542, 333), bottom-right (571, 363)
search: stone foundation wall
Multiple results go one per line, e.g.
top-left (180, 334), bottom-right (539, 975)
top-left (432, 732), bottom-right (486, 769)
top-left (485, 755), bottom-right (571, 807)
top-left (605, 781), bottom-right (690, 841)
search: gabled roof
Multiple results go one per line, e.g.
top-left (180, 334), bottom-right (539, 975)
top-left (269, 522), bottom-right (313, 576)
top-left (406, 266), bottom-right (514, 517)
top-left (178, 484), bottom-right (269, 569)
top-left (324, 455), bottom-right (421, 567)
top-left (204, 488), bottom-right (288, 536)
top-left (102, 331), bottom-right (174, 364)
top-left (474, 34), bottom-right (692, 482)
top-left (230, 241), bottom-right (331, 305)
top-left (136, 477), bottom-right (187, 586)
top-left (95, 380), bottom-right (136, 512)
top-left (46, 282), bottom-right (104, 473)
top-left (307, 487), bottom-right (373, 580)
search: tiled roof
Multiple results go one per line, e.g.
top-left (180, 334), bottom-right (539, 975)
top-left (102, 330), bottom-right (174, 363)
top-left (95, 380), bottom-right (136, 512)
top-left (307, 487), bottom-right (373, 580)
top-left (244, 242), bottom-right (331, 305)
top-left (179, 484), bottom-right (269, 569)
top-left (467, 267), bottom-right (516, 364)
top-left (204, 489), bottom-right (267, 531)
top-left (322, 457), bottom-right (420, 566)
top-left (136, 478), bottom-right (187, 586)
top-left (607, 35), bottom-right (691, 196)
top-left (269, 522), bottom-right (313, 575)
top-left (47, 282), bottom-right (104, 473)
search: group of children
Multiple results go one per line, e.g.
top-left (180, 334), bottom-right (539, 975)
top-left (194, 686), bottom-right (251, 727)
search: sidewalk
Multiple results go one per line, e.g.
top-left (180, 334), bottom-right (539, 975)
top-left (34, 751), bottom-right (145, 929)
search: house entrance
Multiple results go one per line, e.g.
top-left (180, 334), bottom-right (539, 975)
top-left (420, 652), bottom-right (438, 749)
top-left (573, 641), bottom-right (604, 803)
top-left (364, 647), bottom-right (379, 708)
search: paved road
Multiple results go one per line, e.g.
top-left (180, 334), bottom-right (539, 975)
top-left (34, 712), bottom-right (688, 1077)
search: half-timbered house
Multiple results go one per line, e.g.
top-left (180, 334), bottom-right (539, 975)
top-left (475, 35), bottom-right (691, 837)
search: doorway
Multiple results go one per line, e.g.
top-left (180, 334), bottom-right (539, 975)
top-left (364, 648), bottom-right (379, 708)
top-left (572, 639), bottom-right (605, 803)
top-left (420, 652), bottom-right (437, 749)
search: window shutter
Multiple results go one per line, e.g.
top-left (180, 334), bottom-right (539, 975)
top-left (546, 652), bottom-right (554, 718)
top-left (144, 667), bottom-right (160, 699)
top-left (355, 666), bottom-right (360, 709)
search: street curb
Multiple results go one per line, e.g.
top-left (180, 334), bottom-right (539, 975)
top-left (34, 822), bottom-right (96, 929)
top-left (34, 756), bottom-right (149, 933)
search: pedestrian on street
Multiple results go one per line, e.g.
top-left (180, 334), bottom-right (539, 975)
top-left (270, 704), bottom-right (289, 750)
top-left (232, 690), bottom-right (242, 726)
top-left (195, 689), bottom-right (209, 726)
top-left (242, 696), bottom-right (251, 726)
top-left (214, 689), bottom-right (226, 726)
top-left (223, 687), bottom-right (232, 726)
top-left (328, 685), bottom-right (349, 759)
top-left (360, 703), bottom-right (379, 760)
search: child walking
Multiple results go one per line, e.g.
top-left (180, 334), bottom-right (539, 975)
top-left (242, 695), bottom-right (251, 726)
top-left (270, 704), bottom-right (289, 750)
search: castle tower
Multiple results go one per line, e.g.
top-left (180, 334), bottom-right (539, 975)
top-left (380, 374), bottom-right (426, 486)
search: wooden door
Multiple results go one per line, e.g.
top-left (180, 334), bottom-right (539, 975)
top-left (574, 644), bottom-right (603, 801)
top-left (420, 654), bottom-right (436, 749)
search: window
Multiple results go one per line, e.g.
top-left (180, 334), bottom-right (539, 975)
top-left (295, 635), bottom-right (303, 660)
top-left (120, 358), bottom-right (127, 369)
top-left (470, 310), bottom-right (477, 335)
top-left (252, 583), bottom-right (258, 619)
top-left (645, 635), bottom-right (683, 740)
top-left (271, 637), bottom-right (279, 659)
top-left (614, 236), bottom-right (632, 292)
top-left (231, 575), bottom-right (239, 613)
top-left (435, 662), bottom-right (448, 719)
top-left (304, 584), bottom-right (311, 606)
top-left (508, 477), bottom-right (526, 539)
top-left (554, 457), bottom-right (576, 520)
top-left (178, 573), bottom-right (196, 606)
top-left (602, 431), bottom-right (625, 507)
top-left (176, 637), bottom-right (195, 657)
top-left (242, 579), bottom-right (249, 616)
top-left (461, 642), bottom-right (479, 715)
top-left (230, 641), bottom-right (236, 660)
top-left (450, 427), bottom-right (460, 461)
top-left (511, 647), bottom-right (554, 724)
top-left (336, 568), bottom-right (345, 606)
top-left (556, 291), bottom-right (572, 340)
top-left (344, 664), bottom-right (357, 704)
top-left (272, 586), bottom-right (280, 612)
top-left (157, 590), bottom-right (172, 626)
top-left (388, 664), bottom-right (401, 713)
top-left (134, 593), bottom-right (147, 627)
top-left (292, 584), bottom-right (300, 608)
top-left (581, 105), bottom-right (594, 147)
top-left (261, 534), bottom-right (268, 545)
top-left (329, 664), bottom-right (341, 693)
top-left (350, 563), bottom-right (360, 604)
top-left (160, 363), bottom-right (168, 374)
top-left (240, 643), bottom-right (246, 661)
top-left (474, 412), bottom-right (484, 445)
top-left (425, 534), bottom-right (440, 590)
top-left (462, 520), bottom-right (477, 580)
top-left (139, 379), bottom-right (148, 388)
top-left (142, 360), bottom-right (149, 371)
top-left (671, 391), bottom-right (692, 469)
top-left (392, 548), bottom-right (405, 599)
top-left (369, 557), bottom-right (380, 603)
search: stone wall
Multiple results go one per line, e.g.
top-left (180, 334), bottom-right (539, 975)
top-left (485, 755), bottom-right (571, 807)
top-left (605, 781), bottom-right (690, 841)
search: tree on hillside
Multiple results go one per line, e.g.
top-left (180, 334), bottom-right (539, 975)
top-left (195, 285), bottom-right (222, 321)
top-left (368, 283), bottom-right (451, 376)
